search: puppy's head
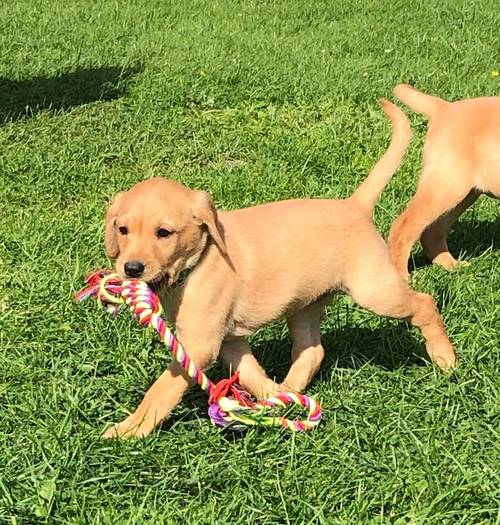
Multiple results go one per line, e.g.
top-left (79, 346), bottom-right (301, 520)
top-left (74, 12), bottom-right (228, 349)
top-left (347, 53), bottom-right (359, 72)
top-left (105, 178), bottom-right (226, 287)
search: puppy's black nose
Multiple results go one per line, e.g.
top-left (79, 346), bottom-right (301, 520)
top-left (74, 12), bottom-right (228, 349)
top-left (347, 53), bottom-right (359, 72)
top-left (124, 261), bottom-right (145, 278)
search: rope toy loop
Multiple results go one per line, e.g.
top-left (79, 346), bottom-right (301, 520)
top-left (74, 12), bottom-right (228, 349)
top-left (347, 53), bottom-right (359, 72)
top-left (76, 270), bottom-right (322, 432)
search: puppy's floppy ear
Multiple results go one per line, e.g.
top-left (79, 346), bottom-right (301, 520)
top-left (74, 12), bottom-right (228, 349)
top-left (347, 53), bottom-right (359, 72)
top-left (192, 190), bottom-right (227, 254)
top-left (104, 192), bottom-right (124, 259)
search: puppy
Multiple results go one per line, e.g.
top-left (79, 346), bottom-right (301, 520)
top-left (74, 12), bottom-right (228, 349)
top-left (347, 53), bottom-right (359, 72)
top-left (388, 84), bottom-right (500, 276)
top-left (102, 100), bottom-right (456, 438)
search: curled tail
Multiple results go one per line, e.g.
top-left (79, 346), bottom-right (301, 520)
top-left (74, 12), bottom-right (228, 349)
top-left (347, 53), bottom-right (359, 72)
top-left (393, 83), bottom-right (449, 119)
top-left (351, 99), bottom-right (412, 214)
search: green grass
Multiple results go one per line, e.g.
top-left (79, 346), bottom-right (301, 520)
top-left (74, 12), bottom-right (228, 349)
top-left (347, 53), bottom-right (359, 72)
top-left (1, 0), bottom-right (499, 523)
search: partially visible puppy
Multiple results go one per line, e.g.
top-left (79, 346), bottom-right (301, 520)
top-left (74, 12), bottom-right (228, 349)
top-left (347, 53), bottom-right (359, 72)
top-left (388, 84), bottom-right (500, 277)
top-left (102, 100), bottom-right (456, 439)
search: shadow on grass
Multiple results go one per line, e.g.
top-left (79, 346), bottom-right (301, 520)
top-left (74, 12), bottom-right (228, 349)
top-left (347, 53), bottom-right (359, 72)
top-left (0, 65), bottom-right (143, 124)
top-left (160, 322), bottom-right (429, 432)
top-left (409, 217), bottom-right (499, 273)
top-left (252, 324), bottom-right (428, 382)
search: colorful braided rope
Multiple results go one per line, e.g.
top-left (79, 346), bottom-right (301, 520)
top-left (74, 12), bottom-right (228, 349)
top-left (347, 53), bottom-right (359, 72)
top-left (76, 270), bottom-right (322, 432)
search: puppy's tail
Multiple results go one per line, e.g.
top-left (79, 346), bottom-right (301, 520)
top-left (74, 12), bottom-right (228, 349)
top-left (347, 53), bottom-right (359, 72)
top-left (350, 99), bottom-right (412, 214)
top-left (393, 83), bottom-right (449, 119)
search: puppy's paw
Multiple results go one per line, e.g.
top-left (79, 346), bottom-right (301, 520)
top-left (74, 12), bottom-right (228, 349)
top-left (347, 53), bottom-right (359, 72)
top-left (433, 253), bottom-right (468, 271)
top-left (433, 352), bottom-right (458, 373)
top-left (278, 381), bottom-right (303, 395)
top-left (239, 377), bottom-right (281, 400)
top-left (101, 414), bottom-right (156, 439)
top-left (101, 424), bottom-right (124, 439)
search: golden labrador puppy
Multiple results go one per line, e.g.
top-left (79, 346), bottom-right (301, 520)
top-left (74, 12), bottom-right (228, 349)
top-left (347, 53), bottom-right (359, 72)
top-left (102, 100), bottom-right (456, 438)
top-left (389, 84), bottom-right (500, 276)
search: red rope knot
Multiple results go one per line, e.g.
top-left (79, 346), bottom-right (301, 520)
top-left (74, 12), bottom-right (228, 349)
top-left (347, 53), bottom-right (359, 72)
top-left (209, 372), bottom-right (255, 407)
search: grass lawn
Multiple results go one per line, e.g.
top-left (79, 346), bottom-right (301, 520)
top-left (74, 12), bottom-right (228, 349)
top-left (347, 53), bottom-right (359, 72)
top-left (1, 0), bottom-right (499, 523)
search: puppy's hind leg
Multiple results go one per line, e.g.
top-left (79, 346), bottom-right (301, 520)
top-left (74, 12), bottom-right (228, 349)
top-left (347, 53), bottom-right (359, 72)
top-left (347, 257), bottom-right (457, 371)
top-left (281, 299), bottom-right (328, 393)
top-left (388, 174), bottom-right (471, 277)
top-left (420, 189), bottom-right (479, 270)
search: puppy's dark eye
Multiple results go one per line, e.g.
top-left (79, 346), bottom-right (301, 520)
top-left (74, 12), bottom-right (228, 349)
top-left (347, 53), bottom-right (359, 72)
top-left (157, 227), bottom-right (172, 238)
top-left (118, 226), bottom-right (128, 235)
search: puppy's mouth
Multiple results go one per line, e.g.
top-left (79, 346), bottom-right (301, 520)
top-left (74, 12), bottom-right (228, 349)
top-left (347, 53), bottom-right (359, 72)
top-left (146, 272), bottom-right (169, 292)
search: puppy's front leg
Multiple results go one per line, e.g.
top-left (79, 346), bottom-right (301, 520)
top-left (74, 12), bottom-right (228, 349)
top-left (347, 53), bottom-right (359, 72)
top-left (102, 329), bottom-right (223, 438)
top-left (221, 338), bottom-right (280, 399)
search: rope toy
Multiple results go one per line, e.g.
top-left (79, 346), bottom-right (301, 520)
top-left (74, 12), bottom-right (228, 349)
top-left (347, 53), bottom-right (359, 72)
top-left (76, 270), bottom-right (322, 432)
